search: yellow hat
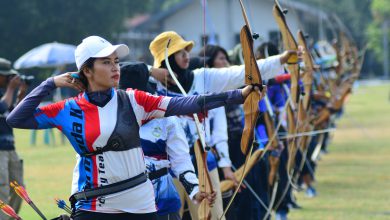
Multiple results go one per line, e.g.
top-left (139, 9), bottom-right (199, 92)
top-left (149, 31), bottom-right (194, 68)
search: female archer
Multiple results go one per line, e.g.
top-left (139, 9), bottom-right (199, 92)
top-left (6, 36), bottom-right (259, 220)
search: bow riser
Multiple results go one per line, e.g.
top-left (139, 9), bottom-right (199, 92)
top-left (241, 92), bottom-right (261, 155)
top-left (240, 24), bottom-right (263, 155)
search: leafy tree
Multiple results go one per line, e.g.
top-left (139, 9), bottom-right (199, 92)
top-left (297, 0), bottom-right (382, 76)
top-left (0, 0), bottom-right (150, 61)
top-left (367, 0), bottom-right (390, 63)
top-left (297, 0), bottom-right (372, 46)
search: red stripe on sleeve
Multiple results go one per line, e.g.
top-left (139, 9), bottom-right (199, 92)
top-left (35, 100), bottom-right (66, 118)
top-left (133, 89), bottom-right (166, 113)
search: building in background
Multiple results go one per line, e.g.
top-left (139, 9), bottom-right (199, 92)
top-left (119, 0), bottom-right (335, 62)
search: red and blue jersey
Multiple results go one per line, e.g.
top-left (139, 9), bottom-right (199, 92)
top-left (34, 88), bottom-right (171, 213)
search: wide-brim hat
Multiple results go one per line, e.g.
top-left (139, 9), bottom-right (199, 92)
top-left (149, 31), bottom-right (194, 68)
top-left (0, 58), bottom-right (18, 76)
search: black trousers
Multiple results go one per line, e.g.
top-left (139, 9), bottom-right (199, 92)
top-left (227, 133), bottom-right (270, 220)
top-left (73, 210), bottom-right (157, 220)
top-left (299, 134), bottom-right (319, 180)
top-left (274, 145), bottom-right (291, 214)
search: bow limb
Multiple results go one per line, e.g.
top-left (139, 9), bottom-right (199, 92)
top-left (219, 149), bottom-right (264, 192)
top-left (164, 40), bottom-right (213, 220)
top-left (273, 0), bottom-right (299, 106)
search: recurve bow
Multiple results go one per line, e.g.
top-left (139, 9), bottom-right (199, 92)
top-left (165, 40), bottom-right (213, 220)
top-left (219, 0), bottom-right (265, 218)
top-left (297, 30), bottom-right (315, 152)
top-left (273, 0), bottom-right (300, 175)
top-left (293, 30), bottom-right (315, 181)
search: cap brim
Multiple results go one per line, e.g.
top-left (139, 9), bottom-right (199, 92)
top-left (0, 69), bottom-right (18, 76)
top-left (92, 44), bottom-right (130, 59)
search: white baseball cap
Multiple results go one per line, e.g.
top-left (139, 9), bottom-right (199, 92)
top-left (75, 36), bottom-right (129, 70)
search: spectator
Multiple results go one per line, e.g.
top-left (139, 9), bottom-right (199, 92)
top-left (0, 58), bottom-right (27, 220)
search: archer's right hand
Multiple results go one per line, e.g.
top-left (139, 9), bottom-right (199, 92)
top-left (53, 72), bottom-right (85, 92)
top-left (194, 191), bottom-right (217, 206)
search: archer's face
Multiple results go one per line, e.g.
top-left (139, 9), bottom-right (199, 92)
top-left (0, 75), bottom-right (7, 88)
top-left (84, 53), bottom-right (120, 91)
top-left (174, 49), bottom-right (190, 69)
top-left (213, 51), bottom-right (230, 68)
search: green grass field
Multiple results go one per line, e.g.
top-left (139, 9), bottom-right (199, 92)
top-left (289, 82), bottom-right (390, 220)
top-left (11, 82), bottom-right (390, 219)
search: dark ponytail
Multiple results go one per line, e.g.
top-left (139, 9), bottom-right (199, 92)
top-left (78, 58), bottom-right (96, 88)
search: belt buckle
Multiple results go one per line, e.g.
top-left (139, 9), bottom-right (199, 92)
top-left (79, 191), bottom-right (88, 201)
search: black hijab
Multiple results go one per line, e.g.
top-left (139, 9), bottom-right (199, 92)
top-left (160, 55), bottom-right (194, 94)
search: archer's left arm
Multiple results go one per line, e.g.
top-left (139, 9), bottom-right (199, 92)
top-left (127, 87), bottom-right (252, 125)
top-left (165, 90), bottom-right (244, 117)
top-left (197, 54), bottom-right (285, 93)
